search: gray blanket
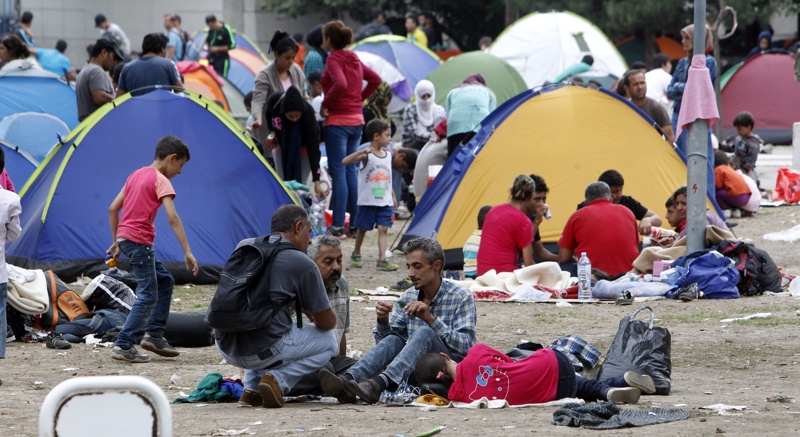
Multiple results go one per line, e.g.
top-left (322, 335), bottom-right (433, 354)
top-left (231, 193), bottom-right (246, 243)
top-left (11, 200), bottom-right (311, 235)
top-left (552, 401), bottom-right (689, 430)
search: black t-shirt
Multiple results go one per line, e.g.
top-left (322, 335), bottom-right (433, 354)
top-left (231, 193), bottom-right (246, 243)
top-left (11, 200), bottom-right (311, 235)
top-left (206, 23), bottom-right (234, 62)
top-left (576, 195), bottom-right (648, 220)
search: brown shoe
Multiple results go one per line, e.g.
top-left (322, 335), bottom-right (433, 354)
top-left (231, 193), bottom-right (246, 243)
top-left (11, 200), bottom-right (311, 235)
top-left (257, 373), bottom-right (284, 408)
top-left (238, 389), bottom-right (263, 407)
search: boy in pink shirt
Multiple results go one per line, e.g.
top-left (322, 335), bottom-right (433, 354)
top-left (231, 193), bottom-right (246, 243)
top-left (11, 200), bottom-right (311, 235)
top-left (107, 135), bottom-right (199, 363)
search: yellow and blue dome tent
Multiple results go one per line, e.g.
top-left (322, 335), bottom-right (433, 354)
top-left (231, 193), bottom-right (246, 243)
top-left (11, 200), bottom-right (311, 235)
top-left (403, 85), bottom-right (721, 268)
top-left (8, 89), bottom-right (296, 284)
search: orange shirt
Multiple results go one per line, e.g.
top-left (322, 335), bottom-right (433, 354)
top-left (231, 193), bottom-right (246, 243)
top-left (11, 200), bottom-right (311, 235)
top-left (295, 45), bottom-right (306, 69)
top-left (714, 165), bottom-right (750, 197)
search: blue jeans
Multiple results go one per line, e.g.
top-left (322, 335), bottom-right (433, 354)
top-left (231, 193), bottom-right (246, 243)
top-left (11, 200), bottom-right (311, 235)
top-left (554, 348), bottom-right (626, 401)
top-left (218, 323), bottom-right (338, 393)
top-left (0, 283), bottom-right (7, 358)
top-left (346, 326), bottom-right (453, 385)
top-left (114, 240), bottom-right (175, 349)
top-left (672, 111), bottom-right (715, 203)
top-left (325, 125), bottom-right (363, 228)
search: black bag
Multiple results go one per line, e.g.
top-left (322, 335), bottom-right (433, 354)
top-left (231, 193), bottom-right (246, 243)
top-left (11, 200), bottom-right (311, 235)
top-left (597, 307), bottom-right (672, 395)
top-left (164, 312), bottom-right (213, 347)
top-left (715, 240), bottom-right (782, 296)
top-left (205, 235), bottom-right (300, 333)
top-left (81, 274), bottom-right (137, 314)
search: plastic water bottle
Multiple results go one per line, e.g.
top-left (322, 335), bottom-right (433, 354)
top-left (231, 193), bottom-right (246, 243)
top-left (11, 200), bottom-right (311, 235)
top-left (310, 200), bottom-right (326, 236)
top-left (577, 252), bottom-right (592, 301)
top-left (105, 254), bottom-right (118, 275)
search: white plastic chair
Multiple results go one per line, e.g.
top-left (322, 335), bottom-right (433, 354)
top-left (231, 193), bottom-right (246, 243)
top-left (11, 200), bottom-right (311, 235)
top-left (39, 375), bottom-right (173, 437)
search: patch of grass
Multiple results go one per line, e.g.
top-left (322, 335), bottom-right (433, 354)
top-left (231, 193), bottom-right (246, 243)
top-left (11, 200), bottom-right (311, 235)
top-left (730, 317), bottom-right (800, 326)
top-left (172, 286), bottom-right (206, 299)
top-left (659, 313), bottom-right (714, 324)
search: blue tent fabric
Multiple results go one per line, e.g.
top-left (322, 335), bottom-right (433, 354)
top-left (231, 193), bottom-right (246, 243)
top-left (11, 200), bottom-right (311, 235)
top-left (0, 139), bottom-right (38, 189)
top-left (352, 37), bottom-right (441, 94)
top-left (8, 90), bottom-right (296, 284)
top-left (0, 76), bottom-right (78, 129)
top-left (226, 59), bottom-right (255, 95)
top-left (0, 112), bottom-right (68, 161)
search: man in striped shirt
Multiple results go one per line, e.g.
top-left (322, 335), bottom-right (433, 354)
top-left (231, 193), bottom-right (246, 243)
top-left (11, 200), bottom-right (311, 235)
top-left (320, 238), bottom-right (477, 403)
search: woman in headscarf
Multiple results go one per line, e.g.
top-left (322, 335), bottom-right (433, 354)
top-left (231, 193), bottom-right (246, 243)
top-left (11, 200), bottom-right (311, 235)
top-left (250, 31), bottom-right (307, 144)
top-left (264, 86), bottom-right (325, 199)
top-left (401, 79), bottom-right (445, 150)
top-left (667, 23), bottom-right (717, 198)
top-left (362, 82), bottom-right (396, 143)
top-left (444, 73), bottom-right (496, 157)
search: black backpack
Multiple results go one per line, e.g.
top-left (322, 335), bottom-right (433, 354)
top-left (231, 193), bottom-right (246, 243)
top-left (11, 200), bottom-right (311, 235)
top-left (206, 236), bottom-right (300, 333)
top-left (716, 240), bottom-right (782, 296)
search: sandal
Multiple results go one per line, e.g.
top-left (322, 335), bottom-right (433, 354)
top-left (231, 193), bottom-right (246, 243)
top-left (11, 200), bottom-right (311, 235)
top-left (615, 290), bottom-right (633, 305)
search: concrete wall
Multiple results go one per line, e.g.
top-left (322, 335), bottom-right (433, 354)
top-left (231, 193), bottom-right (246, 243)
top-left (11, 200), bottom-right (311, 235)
top-left (19, 0), bottom-right (360, 68)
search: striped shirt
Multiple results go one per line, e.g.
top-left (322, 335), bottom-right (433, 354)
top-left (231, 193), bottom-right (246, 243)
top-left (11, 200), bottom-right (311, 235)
top-left (462, 230), bottom-right (481, 279)
top-left (374, 279), bottom-right (477, 359)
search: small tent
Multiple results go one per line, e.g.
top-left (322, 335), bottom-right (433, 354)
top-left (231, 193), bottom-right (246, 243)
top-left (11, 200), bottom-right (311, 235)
top-left (489, 11), bottom-right (628, 88)
top-left (404, 86), bottom-right (720, 268)
top-left (425, 51), bottom-right (528, 106)
top-left (177, 62), bottom-right (248, 120)
top-left (0, 75), bottom-right (78, 129)
top-left (721, 53), bottom-right (800, 144)
top-left (350, 35), bottom-right (442, 95)
top-left (226, 49), bottom-right (267, 95)
top-left (354, 51), bottom-right (411, 113)
top-left (8, 90), bottom-right (296, 284)
top-left (0, 139), bottom-right (38, 189)
top-left (0, 112), bottom-right (68, 161)
top-left (616, 36), bottom-right (685, 64)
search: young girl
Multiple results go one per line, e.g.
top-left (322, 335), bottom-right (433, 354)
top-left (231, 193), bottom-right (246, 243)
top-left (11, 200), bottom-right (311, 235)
top-left (416, 344), bottom-right (654, 405)
top-left (714, 151), bottom-right (751, 218)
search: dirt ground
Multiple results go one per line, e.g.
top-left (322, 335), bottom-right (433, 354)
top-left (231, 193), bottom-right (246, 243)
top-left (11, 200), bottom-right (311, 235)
top-left (4, 203), bottom-right (800, 436)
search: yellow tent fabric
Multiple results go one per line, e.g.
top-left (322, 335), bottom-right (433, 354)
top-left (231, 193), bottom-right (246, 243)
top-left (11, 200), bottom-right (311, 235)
top-left (435, 86), bottom-right (707, 253)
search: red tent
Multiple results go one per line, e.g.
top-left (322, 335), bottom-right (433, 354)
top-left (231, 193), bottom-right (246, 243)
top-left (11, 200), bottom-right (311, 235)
top-left (721, 53), bottom-right (800, 145)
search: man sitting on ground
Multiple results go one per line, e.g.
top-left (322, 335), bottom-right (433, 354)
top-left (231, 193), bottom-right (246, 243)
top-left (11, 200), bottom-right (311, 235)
top-left (528, 174), bottom-right (560, 262)
top-left (217, 205), bottom-right (338, 409)
top-left (560, 182), bottom-right (640, 277)
top-left (577, 169), bottom-right (663, 236)
top-left (319, 237), bottom-right (477, 404)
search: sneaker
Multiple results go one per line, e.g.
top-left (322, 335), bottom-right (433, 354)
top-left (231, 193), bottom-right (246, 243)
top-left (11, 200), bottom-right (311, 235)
top-left (607, 387), bottom-right (641, 404)
top-left (112, 345), bottom-right (151, 363)
top-left (45, 332), bottom-right (71, 350)
top-left (677, 283), bottom-right (700, 302)
top-left (390, 278), bottom-right (414, 291)
top-left (395, 210), bottom-right (412, 220)
top-left (140, 335), bottom-right (179, 357)
top-left (723, 209), bottom-right (732, 219)
top-left (376, 260), bottom-right (399, 271)
top-left (238, 389), bottom-right (263, 407)
top-left (257, 373), bottom-right (284, 408)
top-left (731, 208), bottom-right (742, 218)
top-left (623, 371), bottom-right (656, 394)
top-left (328, 226), bottom-right (347, 239)
top-left (351, 253), bottom-right (363, 268)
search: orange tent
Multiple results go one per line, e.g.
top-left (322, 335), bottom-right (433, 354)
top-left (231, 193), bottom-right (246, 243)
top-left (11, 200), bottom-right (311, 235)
top-left (177, 62), bottom-right (230, 112)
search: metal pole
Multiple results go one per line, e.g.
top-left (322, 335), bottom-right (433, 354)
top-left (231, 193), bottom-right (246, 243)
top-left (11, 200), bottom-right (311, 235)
top-left (686, 0), bottom-right (709, 254)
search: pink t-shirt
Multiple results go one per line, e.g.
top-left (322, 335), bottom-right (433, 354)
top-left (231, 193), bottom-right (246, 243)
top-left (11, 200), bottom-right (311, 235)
top-left (449, 344), bottom-right (559, 405)
top-left (116, 167), bottom-right (175, 246)
top-left (0, 169), bottom-right (15, 192)
top-left (476, 203), bottom-right (533, 276)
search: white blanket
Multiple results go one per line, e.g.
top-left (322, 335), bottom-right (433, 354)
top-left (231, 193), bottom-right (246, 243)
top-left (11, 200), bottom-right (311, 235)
top-left (7, 268), bottom-right (49, 315)
top-left (454, 262), bottom-right (572, 294)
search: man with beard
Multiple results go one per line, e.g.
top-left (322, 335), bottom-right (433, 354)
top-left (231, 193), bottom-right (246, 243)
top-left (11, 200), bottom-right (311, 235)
top-left (319, 238), bottom-right (477, 404)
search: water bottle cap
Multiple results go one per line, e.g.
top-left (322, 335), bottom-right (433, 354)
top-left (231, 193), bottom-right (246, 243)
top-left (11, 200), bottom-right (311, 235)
top-left (581, 252), bottom-right (587, 257)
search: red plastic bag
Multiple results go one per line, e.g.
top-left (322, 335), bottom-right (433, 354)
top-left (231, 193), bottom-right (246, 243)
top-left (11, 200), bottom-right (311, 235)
top-left (772, 168), bottom-right (800, 203)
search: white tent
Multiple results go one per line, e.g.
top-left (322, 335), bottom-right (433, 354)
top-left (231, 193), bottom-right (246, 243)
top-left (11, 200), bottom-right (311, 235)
top-left (354, 51), bottom-right (411, 113)
top-left (489, 11), bottom-right (628, 88)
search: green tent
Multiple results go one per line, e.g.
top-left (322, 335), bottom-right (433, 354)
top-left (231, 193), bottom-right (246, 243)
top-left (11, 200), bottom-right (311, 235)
top-left (425, 51), bottom-right (528, 106)
top-left (720, 61), bottom-right (743, 89)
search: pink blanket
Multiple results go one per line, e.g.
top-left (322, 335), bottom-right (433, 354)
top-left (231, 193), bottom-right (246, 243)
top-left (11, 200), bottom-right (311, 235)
top-left (675, 55), bottom-right (719, 138)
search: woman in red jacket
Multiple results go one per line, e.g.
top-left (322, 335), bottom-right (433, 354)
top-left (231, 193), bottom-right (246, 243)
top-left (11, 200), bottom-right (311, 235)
top-left (320, 20), bottom-right (381, 237)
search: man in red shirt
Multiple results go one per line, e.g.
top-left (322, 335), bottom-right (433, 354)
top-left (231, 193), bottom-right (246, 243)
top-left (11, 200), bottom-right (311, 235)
top-left (558, 182), bottom-right (639, 277)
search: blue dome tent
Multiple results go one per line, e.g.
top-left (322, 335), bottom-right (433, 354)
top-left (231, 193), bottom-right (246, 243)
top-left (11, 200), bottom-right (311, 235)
top-left (0, 75), bottom-right (78, 129)
top-left (0, 112), bottom-right (69, 161)
top-left (0, 139), bottom-right (38, 189)
top-left (8, 90), bottom-right (296, 284)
